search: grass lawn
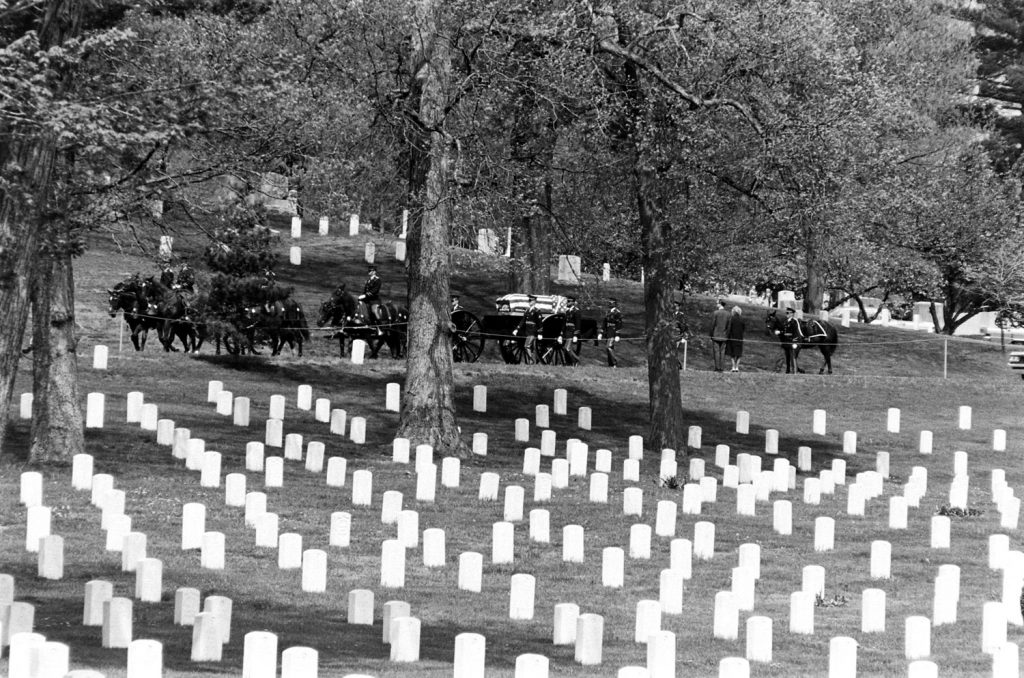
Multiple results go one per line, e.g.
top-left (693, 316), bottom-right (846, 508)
top-left (1, 216), bottom-right (1022, 677)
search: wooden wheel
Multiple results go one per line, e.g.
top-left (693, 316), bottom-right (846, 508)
top-left (538, 340), bottom-right (575, 366)
top-left (451, 310), bottom-right (485, 363)
top-left (499, 337), bottom-right (533, 364)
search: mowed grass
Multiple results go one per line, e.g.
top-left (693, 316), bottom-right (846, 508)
top-left (1, 217), bottom-right (1022, 677)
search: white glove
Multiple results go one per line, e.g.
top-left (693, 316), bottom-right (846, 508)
top-left (512, 330), bottom-right (518, 336)
top-left (597, 333), bottom-right (603, 341)
top-left (614, 336), bottom-right (620, 343)
top-left (557, 337), bottom-right (563, 344)
top-left (572, 336), bottom-right (578, 343)
top-left (359, 295), bottom-right (366, 300)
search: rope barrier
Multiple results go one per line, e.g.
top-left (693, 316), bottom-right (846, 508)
top-left (110, 310), bottom-right (1002, 347)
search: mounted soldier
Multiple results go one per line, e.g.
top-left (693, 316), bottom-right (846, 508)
top-left (359, 265), bottom-right (383, 333)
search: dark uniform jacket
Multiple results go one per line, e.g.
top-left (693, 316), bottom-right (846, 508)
top-left (564, 305), bottom-right (581, 338)
top-left (603, 307), bottom-right (623, 338)
top-left (517, 305), bottom-right (544, 334)
top-left (363, 276), bottom-right (381, 302)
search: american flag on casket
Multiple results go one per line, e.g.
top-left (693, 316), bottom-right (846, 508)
top-left (495, 293), bottom-right (569, 314)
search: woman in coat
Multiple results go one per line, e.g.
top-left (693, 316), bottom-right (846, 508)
top-left (725, 305), bottom-right (745, 372)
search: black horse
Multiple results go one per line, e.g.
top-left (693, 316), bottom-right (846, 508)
top-left (245, 298), bottom-right (311, 356)
top-left (141, 277), bottom-right (199, 352)
top-left (107, 276), bottom-right (162, 351)
top-left (318, 289), bottom-right (407, 359)
top-left (765, 309), bottom-right (839, 374)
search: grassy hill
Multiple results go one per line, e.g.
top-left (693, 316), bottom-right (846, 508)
top-left (1, 215), bottom-right (1022, 677)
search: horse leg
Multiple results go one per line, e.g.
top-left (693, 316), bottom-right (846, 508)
top-left (794, 347), bottom-right (804, 374)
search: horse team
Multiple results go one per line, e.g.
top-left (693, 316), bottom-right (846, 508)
top-left (107, 275), bottom-right (407, 359)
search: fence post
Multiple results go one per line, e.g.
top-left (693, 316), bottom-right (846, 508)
top-left (943, 339), bottom-right (948, 379)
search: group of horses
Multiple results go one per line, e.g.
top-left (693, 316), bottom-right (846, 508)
top-left (316, 286), bottom-right (408, 359)
top-left (108, 275), bottom-right (409, 360)
top-left (107, 275), bottom-right (312, 357)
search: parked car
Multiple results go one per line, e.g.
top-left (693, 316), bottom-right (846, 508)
top-left (1009, 351), bottom-right (1024, 379)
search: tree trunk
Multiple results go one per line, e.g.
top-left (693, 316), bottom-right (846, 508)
top-left (0, 0), bottom-right (84, 451)
top-left (512, 196), bottom-right (552, 294)
top-left (0, 146), bottom-right (55, 452)
top-left (395, 0), bottom-right (468, 456)
top-left (804, 221), bottom-right (824, 314)
top-left (30, 234), bottom-right (83, 464)
top-left (637, 166), bottom-right (687, 452)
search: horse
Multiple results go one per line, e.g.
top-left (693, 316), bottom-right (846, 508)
top-left (318, 295), bottom-right (350, 357)
top-left (320, 289), bottom-right (407, 359)
top-left (765, 309), bottom-right (839, 374)
top-left (141, 277), bottom-right (199, 352)
top-left (245, 297), bottom-right (311, 356)
top-left (107, 276), bottom-right (162, 351)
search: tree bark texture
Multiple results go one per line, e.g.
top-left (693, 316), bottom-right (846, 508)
top-left (803, 220), bottom-right (824, 314)
top-left (395, 0), bottom-right (468, 456)
top-left (0, 0), bottom-right (84, 452)
top-left (637, 166), bottom-right (687, 452)
top-left (30, 235), bottom-right (83, 464)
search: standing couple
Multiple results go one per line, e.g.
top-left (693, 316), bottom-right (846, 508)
top-left (709, 298), bottom-right (745, 372)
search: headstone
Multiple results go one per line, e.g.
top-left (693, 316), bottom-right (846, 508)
top-left (190, 612), bottom-right (222, 661)
top-left (630, 602), bottom-right (663, 647)
top-left (574, 614), bottom-right (604, 665)
top-left (255, 513), bottom-right (279, 548)
top-left (264, 456), bottom-right (284, 488)
top-left (454, 632), bottom-right (486, 678)
top-left (93, 345), bottom-right (109, 369)
top-left (349, 213), bottom-right (360, 236)
top-left (477, 228), bottom-right (499, 254)
top-left (102, 597), bottom-right (133, 648)
top-left (602, 547), bottom-right (625, 587)
top-left (745, 616), bottom-right (772, 662)
top-left (174, 587), bottom-right (200, 625)
top-left (135, 558), bottom-right (162, 603)
top-left (243, 631), bottom-right (278, 678)
top-left (301, 550), bottom-right (327, 593)
top-left (515, 418), bottom-right (530, 442)
top-left (736, 410), bottom-right (749, 434)
top-left (86, 392), bottom-right (105, 428)
top-left (713, 591), bottom-right (739, 640)
top-left (331, 409), bottom-right (347, 435)
top-left (458, 552), bottom-right (483, 592)
top-left (330, 512), bottom-right (351, 547)
top-left (84, 580), bottom-right (113, 626)
top-left (492, 521), bottom-right (515, 564)
top-left (244, 492), bottom-right (267, 527)
top-left (563, 525), bottom-right (585, 563)
top-left (350, 416), bottom-right (366, 443)
top-left (364, 242), bottom-right (376, 264)
top-left (122, 532), bottom-right (147, 572)
top-left (280, 647), bottom-right (315, 678)
top-left (862, 588), bottom-right (886, 632)
top-left (200, 532), bottom-right (225, 570)
top-left (473, 385), bottom-right (487, 412)
top-left (381, 540), bottom-right (406, 588)
top-left (278, 533), bottom-right (303, 569)
top-left (25, 505), bottom-right (51, 552)
top-left (829, 637), bottom-right (858, 678)
top-left (529, 509), bottom-right (550, 543)
top-left (509, 574), bottom-right (536, 620)
top-left (557, 255), bottom-right (582, 284)
top-left (389, 616), bottom-right (421, 662)
top-left (352, 470), bottom-right (372, 506)
top-left (19, 392), bottom-right (32, 419)
top-left (536, 404), bottom-right (549, 428)
top-left (694, 521), bottom-right (715, 560)
top-left (38, 534), bottom-right (64, 580)
top-left (441, 457), bottom-right (461, 488)
top-left (789, 591), bottom-right (814, 634)
top-left (553, 603), bottom-right (580, 645)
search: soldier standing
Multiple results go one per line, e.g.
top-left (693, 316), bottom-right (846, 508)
top-left (513, 294), bottom-right (543, 362)
top-left (599, 298), bottom-right (623, 367)
top-left (563, 295), bottom-right (582, 366)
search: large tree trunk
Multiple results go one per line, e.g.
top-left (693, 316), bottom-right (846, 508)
top-left (512, 191), bottom-right (552, 294)
top-left (804, 220), bottom-right (824, 314)
top-left (0, 0), bottom-right (84, 451)
top-left (395, 0), bottom-right (468, 456)
top-left (637, 166), bottom-right (687, 452)
top-left (30, 232), bottom-right (84, 464)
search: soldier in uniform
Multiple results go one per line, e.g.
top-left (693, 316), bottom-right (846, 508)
top-left (359, 265), bottom-right (383, 332)
top-left (513, 294), bottom-right (543, 361)
top-left (674, 300), bottom-right (690, 369)
top-left (599, 297), bottom-right (623, 367)
top-left (450, 295), bottom-right (463, 313)
top-left (562, 295), bottom-right (582, 366)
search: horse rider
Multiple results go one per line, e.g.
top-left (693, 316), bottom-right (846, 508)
top-left (359, 265), bottom-right (384, 334)
top-left (513, 294), bottom-right (543, 361)
top-left (175, 263), bottom-right (196, 294)
top-left (563, 295), bottom-right (581, 345)
top-left (451, 294), bottom-right (463, 313)
top-left (599, 297), bottom-right (623, 367)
